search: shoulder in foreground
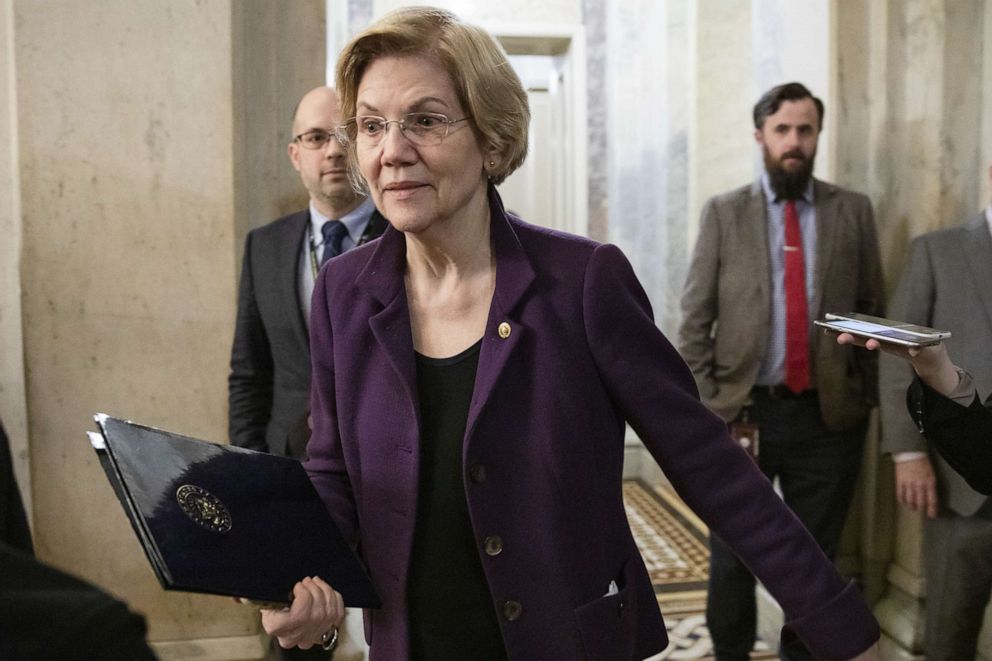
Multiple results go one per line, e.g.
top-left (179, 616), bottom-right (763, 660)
top-left (250, 208), bottom-right (309, 239)
top-left (316, 233), bottom-right (390, 299)
top-left (911, 211), bottom-right (987, 246)
top-left (503, 216), bottom-right (644, 289)
top-left (704, 182), bottom-right (757, 208)
top-left (505, 213), bottom-right (602, 260)
top-left (814, 178), bottom-right (870, 205)
top-left (321, 234), bottom-right (382, 275)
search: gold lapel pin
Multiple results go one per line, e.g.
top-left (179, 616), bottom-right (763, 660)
top-left (497, 322), bottom-right (511, 339)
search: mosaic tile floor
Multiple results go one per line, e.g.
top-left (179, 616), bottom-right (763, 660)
top-left (623, 479), bottom-right (778, 661)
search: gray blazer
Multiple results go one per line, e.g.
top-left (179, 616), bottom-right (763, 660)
top-left (879, 213), bottom-right (992, 515)
top-left (678, 178), bottom-right (884, 431)
top-left (228, 208), bottom-right (386, 457)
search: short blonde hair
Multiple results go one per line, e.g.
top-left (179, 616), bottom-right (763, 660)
top-left (336, 6), bottom-right (529, 186)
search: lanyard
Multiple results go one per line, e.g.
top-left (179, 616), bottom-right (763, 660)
top-left (309, 219), bottom-right (364, 278)
top-left (307, 224), bottom-right (321, 280)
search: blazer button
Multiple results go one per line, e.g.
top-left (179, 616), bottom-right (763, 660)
top-left (469, 464), bottom-right (487, 484)
top-left (497, 322), bottom-right (511, 339)
top-left (484, 535), bottom-right (503, 556)
top-left (502, 600), bottom-right (522, 621)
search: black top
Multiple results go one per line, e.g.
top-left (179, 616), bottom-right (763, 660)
top-left (408, 340), bottom-right (507, 661)
top-left (908, 377), bottom-right (992, 495)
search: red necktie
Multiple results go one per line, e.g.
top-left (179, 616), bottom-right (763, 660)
top-left (783, 200), bottom-right (810, 393)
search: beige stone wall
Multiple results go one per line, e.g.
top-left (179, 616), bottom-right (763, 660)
top-left (232, 0), bottom-right (326, 266)
top-left (4, 0), bottom-right (324, 657)
top-left (15, 0), bottom-right (257, 650)
top-left (0, 0), bottom-right (31, 517)
top-left (985, 2), bottom-right (992, 189)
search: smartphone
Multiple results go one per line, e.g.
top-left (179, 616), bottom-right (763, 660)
top-left (814, 312), bottom-right (951, 347)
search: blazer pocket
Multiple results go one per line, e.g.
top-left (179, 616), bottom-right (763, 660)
top-left (574, 558), bottom-right (639, 661)
top-left (363, 609), bottom-right (373, 648)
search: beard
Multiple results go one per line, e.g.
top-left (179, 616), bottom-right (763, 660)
top-left (764, 146), bottom-right (816, 200)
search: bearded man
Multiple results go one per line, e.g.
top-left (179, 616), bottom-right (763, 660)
top-left (677, 82), bottom-right (885, 661)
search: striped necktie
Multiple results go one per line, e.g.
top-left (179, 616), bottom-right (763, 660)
top-left (321, 220), bottom-right (348, 265)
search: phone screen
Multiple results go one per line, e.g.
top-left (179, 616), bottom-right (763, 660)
top-left (840, 313), bottom-right (945, 336)
top-left (826, 319), bottom-right (933, 343)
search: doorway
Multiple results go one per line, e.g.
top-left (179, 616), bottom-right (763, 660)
top-left (492, 28), bottom-right (588, 237)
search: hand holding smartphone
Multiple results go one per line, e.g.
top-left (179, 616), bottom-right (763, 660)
top-left (827, 318), bottom-right (961, 397)
top-left (814, 312), bottom-right (950, 348)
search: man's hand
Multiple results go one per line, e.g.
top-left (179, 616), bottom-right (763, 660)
top-left (894, 456), bottom-right (938, 518)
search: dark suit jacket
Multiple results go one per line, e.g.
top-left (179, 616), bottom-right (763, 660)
top-left (909, 378), bottom-right (992, 495)
top-left (1, 419), bottom-right (33, 553)
top-left (228, 207), bottom-right (387, 457)
top-left (304, 186), bottom-right (879, 660)
top-left (2, 422), bottom-right (152, 659)
top-left (0, 541), bottom-right (156, 660)
top-left (879, 214), bottom-right (992, 514)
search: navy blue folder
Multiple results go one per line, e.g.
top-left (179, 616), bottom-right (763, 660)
top-left (89, 414), bottom-right (380, 608)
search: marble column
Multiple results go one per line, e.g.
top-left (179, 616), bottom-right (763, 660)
top-left (686, 0), bottom-right (754, 252)
top-left (233, 0), bottom-right (327, 258)
top-left (833, 1), bottom-right (989, 659)
top-left (985, 3), bottom-right (992, 191)
top-left (7, 1), bottom-right (324, 658)
top-left (0, 0), bottom-right (31, 518)
top-left (583, 0), bottom-right (609, 243)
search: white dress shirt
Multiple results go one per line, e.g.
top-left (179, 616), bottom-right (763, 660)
top-left (298, 197), bottom-right (376, 327)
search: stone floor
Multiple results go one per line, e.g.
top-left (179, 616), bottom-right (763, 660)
top-left (623, 480), bottom-right (778, 661)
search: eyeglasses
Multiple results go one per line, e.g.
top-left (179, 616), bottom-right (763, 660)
top-left (338, 112), bottom-right (472, 147)
top-left (293, 129), bottom-right (347, 150)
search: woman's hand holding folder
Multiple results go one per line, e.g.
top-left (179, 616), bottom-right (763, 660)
top-left (257, 576), bottom-right (344, 651)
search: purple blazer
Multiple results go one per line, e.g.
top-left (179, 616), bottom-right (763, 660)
top-left (305, 187), bottom-right (879, 660)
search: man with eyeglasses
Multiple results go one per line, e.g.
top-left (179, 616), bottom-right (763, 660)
top-left (677, 82), bottom-right (884, 661)
top-left (228, 85), bottom-right (385, 661)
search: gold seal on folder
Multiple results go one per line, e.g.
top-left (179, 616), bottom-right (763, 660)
top-left (177, 484), bottom-right (232, 533)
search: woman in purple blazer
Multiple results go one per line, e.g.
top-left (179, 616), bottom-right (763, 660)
top-left (261, 7), bottom-right (881, 660)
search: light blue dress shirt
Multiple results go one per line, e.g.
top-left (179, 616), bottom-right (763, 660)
top-left (299, 196), bottom-right (376, 327)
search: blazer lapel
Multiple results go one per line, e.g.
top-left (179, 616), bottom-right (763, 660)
top-left (351, 188), bottom-right (535, 450)
top-left (811, 179), bottom-right (839, 317)
top-left (745, 180), bottom-right (773, 324)
top-left (358, 209), bottom-right (389, 245)
top-left (278, 211), bottom-right (311, 349)
top-left (355, 225), bottom-right (420, 427)
top-left (961, 213), bottom-right (992, 333)
top-left (464, 187), bottom-right (536, 441)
